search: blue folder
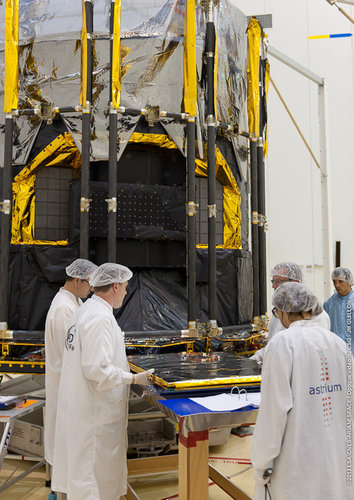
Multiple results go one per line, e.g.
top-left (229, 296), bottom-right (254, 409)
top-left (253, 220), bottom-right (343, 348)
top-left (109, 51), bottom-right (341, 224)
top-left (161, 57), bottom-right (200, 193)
top-left (158, 398), bottom-right (255, 417)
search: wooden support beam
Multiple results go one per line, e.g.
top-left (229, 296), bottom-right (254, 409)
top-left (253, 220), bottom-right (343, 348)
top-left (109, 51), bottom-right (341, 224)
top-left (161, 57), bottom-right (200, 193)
top-left (126, 483), bottom-right (140, 500)
top-left (179, 430), bottom-right (209, 499)
top-left (209, 464), bottom-right (252, 500)
top-left (127, 454), bottom-right (178, 476)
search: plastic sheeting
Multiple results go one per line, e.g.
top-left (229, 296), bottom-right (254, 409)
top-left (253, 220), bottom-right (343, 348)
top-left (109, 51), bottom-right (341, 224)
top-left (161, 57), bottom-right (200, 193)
top-left (8, 244), bottom-right (80, 330)
top-left (0, 0), bottom-right (249, 167)
top-left (6, 245), bottom-right (252, 331)
top-left (116, 249), bottom-right (253, 332)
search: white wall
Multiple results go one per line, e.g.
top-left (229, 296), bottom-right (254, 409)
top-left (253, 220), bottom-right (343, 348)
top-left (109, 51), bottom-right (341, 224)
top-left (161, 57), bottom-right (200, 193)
top-left (232, 0), bottom-right (354, 307)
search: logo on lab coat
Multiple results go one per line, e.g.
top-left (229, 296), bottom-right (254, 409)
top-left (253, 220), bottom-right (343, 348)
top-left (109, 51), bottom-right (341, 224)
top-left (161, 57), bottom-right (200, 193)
top-left (308, 383), bottom-right (342, 395)
top-left (65, 325), bottom-right (77, 351)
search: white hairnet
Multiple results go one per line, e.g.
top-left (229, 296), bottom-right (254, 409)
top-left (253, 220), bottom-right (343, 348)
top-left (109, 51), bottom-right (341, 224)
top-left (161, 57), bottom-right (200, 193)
top-left (331, 267), bottom-right (353, 286)
top-left (271, 262), bottom-right (303, 282)
top-left (65, 259), bottom-right (98, 280)
top-left (89, 263), bottom-right (133, 287)
top-left (272, 282), bottom-right (322, 316)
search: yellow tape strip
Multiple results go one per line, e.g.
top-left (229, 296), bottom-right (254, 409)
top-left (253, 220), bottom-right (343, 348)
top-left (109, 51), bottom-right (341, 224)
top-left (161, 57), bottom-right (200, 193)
top-left (80, 0), bottom-right (88, 107)
top-left (128, 362), bottom-right (261, 389)
top-left (4, 0), bottom-right (19, 113)
top-left (172, 375), bottom-right (261, 389)
top-left (112, 0), bottom-right (122, 108)
top-left (214, 24), bottom-right (218, 120)
top-left (264, 59), bottom-right (270, 156)
top-left (247, 17), bottom-right (261, 135)
top-left (183, 0), bottom-right (197, 116)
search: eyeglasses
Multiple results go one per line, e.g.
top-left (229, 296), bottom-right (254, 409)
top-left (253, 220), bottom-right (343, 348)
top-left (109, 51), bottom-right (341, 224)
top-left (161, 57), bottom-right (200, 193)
top-left (271, 278), bottom-right (291, 285)
top-left (272, 307), bottom-right (279, 319)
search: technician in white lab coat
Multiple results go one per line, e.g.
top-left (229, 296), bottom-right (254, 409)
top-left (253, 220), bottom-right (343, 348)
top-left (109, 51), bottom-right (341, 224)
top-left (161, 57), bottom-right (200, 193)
top-left (252, 261), bottom-right (330, 362)
top-left (45, 258), bottom-right (97, 470)
top-left (52, 263), bottom-right (154, 500)
top-left (251, 282), bottom-right (353, 500)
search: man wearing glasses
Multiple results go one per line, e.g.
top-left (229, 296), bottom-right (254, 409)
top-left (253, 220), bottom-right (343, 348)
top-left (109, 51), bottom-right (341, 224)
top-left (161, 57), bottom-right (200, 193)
top-left (252, 261), bottom-right (330, 362)
top-left (45, 258), bottom-right (97, 499)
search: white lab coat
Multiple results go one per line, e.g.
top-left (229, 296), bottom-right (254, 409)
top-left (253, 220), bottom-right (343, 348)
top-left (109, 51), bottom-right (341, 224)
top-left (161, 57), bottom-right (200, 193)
top-left (44, 288), bottom-right (82, 465)
top-left (252, 310), bottom-right (331, 362)
top-left (251, 319), bottom-right (353, 500)
top-left (51, 294), bottom-right (133, 500)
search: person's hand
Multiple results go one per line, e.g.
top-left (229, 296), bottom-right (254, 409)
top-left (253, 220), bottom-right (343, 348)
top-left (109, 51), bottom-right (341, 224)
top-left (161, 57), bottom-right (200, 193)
top-left (250, 349), bottom-right (264, 363)
top-left (133, 369), bottom-right (154, 386)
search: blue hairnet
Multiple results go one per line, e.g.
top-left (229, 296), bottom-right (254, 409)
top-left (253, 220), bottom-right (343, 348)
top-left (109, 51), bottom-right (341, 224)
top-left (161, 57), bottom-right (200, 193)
top-left (65, 259), bottom-right (98, 280)
top-left (272, 282), bottom-right (322, 316)
top-left (271, 262), bottom-right (303, 282)
top-left (331, 267), bottom-right (353, 286)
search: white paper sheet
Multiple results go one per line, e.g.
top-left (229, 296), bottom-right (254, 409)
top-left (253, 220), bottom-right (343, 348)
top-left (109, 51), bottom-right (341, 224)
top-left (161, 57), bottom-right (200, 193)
top-left (0, 396), bottom-right (20, 403)
top-left (190, 392), bottom-right (261, 412)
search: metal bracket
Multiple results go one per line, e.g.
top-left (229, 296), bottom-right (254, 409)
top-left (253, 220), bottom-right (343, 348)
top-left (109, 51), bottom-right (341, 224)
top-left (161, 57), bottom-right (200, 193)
top-left (207, 320), bottom-right (222, 338)
top-left (82, 101), bottom-right (91, 114)
top-left (144, 105), bottom-right (160, 127)
top-left (80, 197), bottom-right (92, 213)
top-left (207, 114), bottom-right (216, 127)
top-left (0, 322), bottom-right (10, 340)
top-left (263, 215), bottom-right (269, 231)
top-left (208, 204), bottom-right (217, 218)
top-left (0, 200), bottom-right (11, 215)
top-left (181, 327), bottom-right (198, 339)
top-left (187, 201), bottom-right (198, 216)
top-left (105, 197), bottom-right (117, 213)
top-left (200, 0), bottom-right (220, 10)
top-left (109, 103), bottom-right (118, 114)
top-left (252, 316), bottom-right (263, 331)
top-left (251, 211), bottom-right (259, 224)
top-left (39, 103), bottom-right (56, 124)
top-left (0, 329), bottom-right (12, 341)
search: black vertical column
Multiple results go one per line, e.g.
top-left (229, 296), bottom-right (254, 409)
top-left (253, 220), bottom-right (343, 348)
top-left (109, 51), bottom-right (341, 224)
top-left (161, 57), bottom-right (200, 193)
top-left (257, 139), bottom-right (266, 317)
top-left (0, 116), bottom-right (13, 324)
top-left (335, 241), bottom-right (341, 268)
top-left (250, 138), bottom-right (259, 320)
top-left (187, 118), bottom-right (197, 330)
top-left (108, 1), bottom-right (117, 263)
top-left (258, 53), bottom-right (267, 320)
top-left (80, 0), bottom-right (93, 259)
top-left (206, 5), bottom-right (217, 327)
